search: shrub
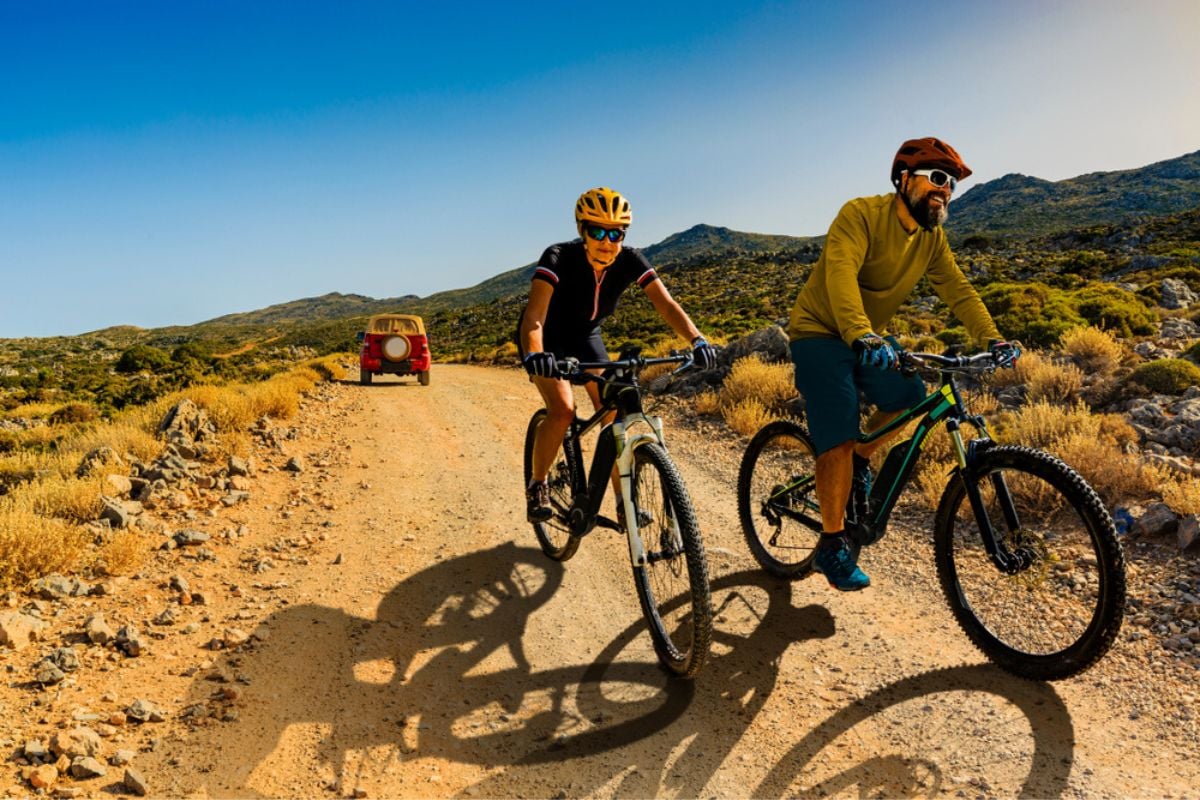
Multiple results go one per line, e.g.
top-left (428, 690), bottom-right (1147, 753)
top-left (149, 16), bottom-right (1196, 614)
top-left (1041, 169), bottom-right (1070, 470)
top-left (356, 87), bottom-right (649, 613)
top-left (1024, 359), bottom-right (1084, 404)
top-left (0, 509), bottom-right (88, 591)
top-left (48, 402), bottom-right (100, 426)
top-left (116, 345), bottom-right (171, 374)
top-left (95, 529), bottom-right (149, 576)
top-left (719, 356), bottom-right (797, 412)
top-left (1071, 284), bottom-right (1157, 337)
top-left (1127, 359), bottom-right (1200, 395)
top-left (980, 282), bottom-right (1084, 348)
top-left (1060, 326), bottom-right (1123, 375)
top-left (722, 398), bottom-right (778, 437)
top-left (694, 391), bottom-right (721, 416)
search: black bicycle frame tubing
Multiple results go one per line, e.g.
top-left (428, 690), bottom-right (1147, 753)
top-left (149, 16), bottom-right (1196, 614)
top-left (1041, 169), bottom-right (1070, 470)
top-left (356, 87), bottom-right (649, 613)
top-left (863, 380), bottom-right (962, 530)
top-left (564, 376), bottom-right (645, 525)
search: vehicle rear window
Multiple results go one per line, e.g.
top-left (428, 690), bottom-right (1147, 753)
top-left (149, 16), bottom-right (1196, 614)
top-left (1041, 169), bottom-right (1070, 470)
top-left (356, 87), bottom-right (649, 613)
top-left (368, 317), bottom-right (422, 335)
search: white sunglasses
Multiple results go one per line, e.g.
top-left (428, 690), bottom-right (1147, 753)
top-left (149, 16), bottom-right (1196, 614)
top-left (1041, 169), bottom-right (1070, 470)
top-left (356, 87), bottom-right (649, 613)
top-left (909, 168), bottom-right (958, 191)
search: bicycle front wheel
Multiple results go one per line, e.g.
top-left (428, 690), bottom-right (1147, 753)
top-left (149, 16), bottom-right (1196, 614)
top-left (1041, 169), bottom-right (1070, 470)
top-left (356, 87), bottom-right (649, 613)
top-left (523, 410), bottom-right (581, 562)
top-left (934, 445), bottom-right (1126, 680)
top-left (629, 442), bottom-right (712, 679)
top-left (737, 420), bottom-right (821, 579)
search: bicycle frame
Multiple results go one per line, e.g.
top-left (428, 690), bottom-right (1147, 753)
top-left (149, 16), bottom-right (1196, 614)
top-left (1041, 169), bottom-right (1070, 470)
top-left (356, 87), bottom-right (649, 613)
top-left (772, 353), bottom-right (1030, 572)
top-left (559, 361), bottom-right (677, 569)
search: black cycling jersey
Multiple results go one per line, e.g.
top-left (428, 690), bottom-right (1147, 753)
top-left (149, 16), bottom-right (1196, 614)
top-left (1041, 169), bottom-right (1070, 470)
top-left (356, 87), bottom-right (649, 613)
top-left (532, 241), bottom-right (658, 343)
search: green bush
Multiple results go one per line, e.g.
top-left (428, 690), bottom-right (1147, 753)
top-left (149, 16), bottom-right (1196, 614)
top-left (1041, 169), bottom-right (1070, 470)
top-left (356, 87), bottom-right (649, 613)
top-left (980, 282), bottom-right (1085, 348)
top-left (1128, 359), bottom-right (1200, 394)
top-left (116, 345), bottom-right (171, 374)
top-left (1071, 285), bottom-right (1157, 337)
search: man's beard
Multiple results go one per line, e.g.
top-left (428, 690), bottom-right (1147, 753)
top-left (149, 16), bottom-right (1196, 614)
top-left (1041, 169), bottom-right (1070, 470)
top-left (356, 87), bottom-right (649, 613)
top-left (906, 188), bottom-right (949, 230)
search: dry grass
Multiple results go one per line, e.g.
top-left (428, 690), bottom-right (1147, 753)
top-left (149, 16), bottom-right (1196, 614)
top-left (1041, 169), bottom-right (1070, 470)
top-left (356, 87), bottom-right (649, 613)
top-left (1, 402), bottom-right (61, 420)
top-left (1025, 359), bottom-right (1085, 403)
top-left (694, 390), bottom-right (721, 416)
top-left (0, 509), bottom-right (89, 591)
top-left (6, 475), bottom-right (106, 523)
top-left (720, 355), bottom-right (797, 411)
top-left (722, 398), bottom-right (780, 437)
top-left (95, 529), bottom-right (150, 576)
top-left (1060, 326), bottom-right (1124, 375)
top-left (1160, 473), bottom-right (1200, 516)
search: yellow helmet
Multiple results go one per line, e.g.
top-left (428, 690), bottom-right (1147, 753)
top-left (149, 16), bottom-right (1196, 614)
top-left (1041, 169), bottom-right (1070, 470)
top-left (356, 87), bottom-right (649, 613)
top-left (574, 187), bottom-right (632, 234)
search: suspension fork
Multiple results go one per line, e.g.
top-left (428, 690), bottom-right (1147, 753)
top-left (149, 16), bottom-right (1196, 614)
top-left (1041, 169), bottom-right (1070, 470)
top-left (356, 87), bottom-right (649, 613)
top-left (956, 433), bottom-right (1028, 573)
top-left (613, 414), bottom-right (669, 568)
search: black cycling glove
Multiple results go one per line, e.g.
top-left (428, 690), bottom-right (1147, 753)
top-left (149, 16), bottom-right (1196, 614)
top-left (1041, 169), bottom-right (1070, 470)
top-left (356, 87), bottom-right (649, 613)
top-left (523, 352), bottom-right (559, 378)
top-left (691, 336), bottom-right (718, 370)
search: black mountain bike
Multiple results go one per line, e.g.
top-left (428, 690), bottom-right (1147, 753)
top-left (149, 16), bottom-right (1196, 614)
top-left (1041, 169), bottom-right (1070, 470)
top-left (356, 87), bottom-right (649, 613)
top-left (737, 348), bottom-right (1126, 680)
top-left (523, 350), bottom-right (713, 679)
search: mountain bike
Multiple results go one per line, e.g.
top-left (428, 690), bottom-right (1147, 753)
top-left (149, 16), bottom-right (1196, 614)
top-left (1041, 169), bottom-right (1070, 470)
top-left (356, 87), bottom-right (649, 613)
top-left (737, 348), bottom-right (1126, 680)
top-left (523, 349), bottom-right (713, 679)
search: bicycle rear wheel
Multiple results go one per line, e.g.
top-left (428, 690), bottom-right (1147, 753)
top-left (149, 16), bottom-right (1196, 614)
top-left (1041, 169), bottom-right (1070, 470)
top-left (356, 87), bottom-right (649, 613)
top-left (737, 420), bottom-right (821, 579)
top-left (523, 410), bottom-right (581, 562)
top-left (630, 442), bottom-right (712, 679)
top-left (934, 445), bottom-right (1126, 680)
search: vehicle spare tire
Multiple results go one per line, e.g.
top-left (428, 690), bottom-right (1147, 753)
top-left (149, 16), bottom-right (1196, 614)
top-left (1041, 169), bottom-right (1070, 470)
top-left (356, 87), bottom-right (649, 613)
top-left (382, 335), bottom-right (411, 362)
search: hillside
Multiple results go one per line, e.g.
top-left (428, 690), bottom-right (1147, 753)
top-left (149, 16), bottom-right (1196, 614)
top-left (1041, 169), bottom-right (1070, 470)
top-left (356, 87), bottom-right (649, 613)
top-left (947, 149), bottom-right (1200, 241)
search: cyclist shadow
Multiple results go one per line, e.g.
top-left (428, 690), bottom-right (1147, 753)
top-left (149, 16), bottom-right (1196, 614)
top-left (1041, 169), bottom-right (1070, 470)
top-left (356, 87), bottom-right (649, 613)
top-left (157, 542), bottom-right (566, 796)
top-left (751, 663), bottom-right (1075, 798)
top-left (458, 569), bottom-right (838, 798)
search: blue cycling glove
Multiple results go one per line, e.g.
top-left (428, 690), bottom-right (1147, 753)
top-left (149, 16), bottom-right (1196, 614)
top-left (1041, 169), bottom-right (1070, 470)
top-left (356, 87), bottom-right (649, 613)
top-left (523, 352), bottom-right (559, 378)
top-left (988, 339), bottom-right (1021, 369)
top-left (691, 336), bottom-right (718, 370)
top-left (853, 333), bottom-right (898, 371)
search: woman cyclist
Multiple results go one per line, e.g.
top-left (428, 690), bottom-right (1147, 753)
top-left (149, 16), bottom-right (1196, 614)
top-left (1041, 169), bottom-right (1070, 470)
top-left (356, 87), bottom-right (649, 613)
top-left (519, 187), bottom-right (717, 521)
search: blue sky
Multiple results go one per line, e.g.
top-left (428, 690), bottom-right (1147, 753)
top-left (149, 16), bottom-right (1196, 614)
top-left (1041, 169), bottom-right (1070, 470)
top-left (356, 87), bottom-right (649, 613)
top-left (2, 0), bottom-right (1199, 338)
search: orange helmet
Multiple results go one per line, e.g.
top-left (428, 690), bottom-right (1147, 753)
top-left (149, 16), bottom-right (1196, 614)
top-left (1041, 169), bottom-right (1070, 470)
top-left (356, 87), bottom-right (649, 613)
top-left (575, 187), bottom-right (632, 234)
top-left (891, 137), bottom-right (972, 185)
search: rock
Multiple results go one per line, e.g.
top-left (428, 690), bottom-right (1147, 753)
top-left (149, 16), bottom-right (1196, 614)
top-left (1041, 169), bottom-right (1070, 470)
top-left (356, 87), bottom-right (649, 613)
top-left (124, 767), bottom-right (149, 796)
top-left (115, 625), bottom-right (143, 657)
top-left (104, 474), bottom-right (134, 497)
top-left (158, 399), bottom-right (216, 443)
top-left (221, 491), bottom-right (251, 507)
top-left (1133, 502), bottom-right (1180, 537)
top-left (34, 574), bottom-right (91, 600)
top-left (24, 740), bottom-right (49, 761)
top-left (223, 628), bottom-right (250, 647)
top-left (153, 608), bottom-right (178, 626)
top-left (50, 728), bottom-right (102, 759)
top-left (110, 749), bottom-right (135, 766)
top-left (0, 611), bottom-right (48, 649)
top-left (174, 530), bottom-right (211, 547)
top-left (76, 446), bottom-right (124, 478)
top-left (34, 663), bottom-right (66, 685)
top-left (46, 646), bottom-right (81, 672)
top-left (28, 763), bottom-right (57, 789)
top-left (228, 456), bottom-right (253, 477)
top-left (68, 756), bottom-right (106, 779)
top-left (125, 699), bottom-right (165, 723)
top-left (1178, 515), bottom-right (1200, 550)
top-left (1160, 278), bottom-right (1198, 310)
top-left (284, 456), bottom-right (306, 473)
top-left (99, 497), bottom-right (131, 529)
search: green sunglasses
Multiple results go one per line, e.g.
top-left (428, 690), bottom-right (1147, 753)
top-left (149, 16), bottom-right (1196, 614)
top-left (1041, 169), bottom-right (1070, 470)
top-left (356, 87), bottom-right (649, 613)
top-left (585, 225), bottom-right (626, 243)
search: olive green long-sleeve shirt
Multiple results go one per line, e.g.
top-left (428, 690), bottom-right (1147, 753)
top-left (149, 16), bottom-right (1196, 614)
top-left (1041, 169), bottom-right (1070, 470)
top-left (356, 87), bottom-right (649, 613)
top-left (787, 194), bottom-right (1000, 346)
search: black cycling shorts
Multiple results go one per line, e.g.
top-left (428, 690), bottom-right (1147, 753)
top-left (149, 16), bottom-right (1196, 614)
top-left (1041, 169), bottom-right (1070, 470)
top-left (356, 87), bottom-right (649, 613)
top-left (515, 312), bottom-right (607, 363)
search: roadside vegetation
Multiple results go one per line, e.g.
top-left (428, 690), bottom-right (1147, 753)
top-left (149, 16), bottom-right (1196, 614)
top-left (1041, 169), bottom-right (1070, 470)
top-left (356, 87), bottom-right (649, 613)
top-left (0, 356), bottom-right (345, 590)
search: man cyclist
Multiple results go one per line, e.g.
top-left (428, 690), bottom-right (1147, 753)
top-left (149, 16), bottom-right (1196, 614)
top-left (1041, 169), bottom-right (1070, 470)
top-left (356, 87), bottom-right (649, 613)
top-left (788, 137), bottom-right (1020, 591)
top-left (519, 187), bottom-right (717, 522)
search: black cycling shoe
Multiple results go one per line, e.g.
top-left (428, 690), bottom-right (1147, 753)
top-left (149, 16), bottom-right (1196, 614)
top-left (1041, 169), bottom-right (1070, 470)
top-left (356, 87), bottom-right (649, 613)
top-left (526, 480), bottom-right (552, 523)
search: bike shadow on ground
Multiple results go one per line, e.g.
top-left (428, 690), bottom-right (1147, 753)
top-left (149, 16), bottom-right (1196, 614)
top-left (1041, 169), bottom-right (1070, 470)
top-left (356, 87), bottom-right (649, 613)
top-left (153, 543), bottom-right (1074, 798)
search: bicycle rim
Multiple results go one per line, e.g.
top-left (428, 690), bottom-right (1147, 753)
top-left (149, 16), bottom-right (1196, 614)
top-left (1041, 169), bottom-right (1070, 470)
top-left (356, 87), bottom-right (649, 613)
top-left (737, 420), bottom-right (821, 579)
top-left (630, 442), bottom-right (712, 679)
top-left (934, 446), bottom-right (1125, 680)
top-left (523, 411), bottom-right (580, 562)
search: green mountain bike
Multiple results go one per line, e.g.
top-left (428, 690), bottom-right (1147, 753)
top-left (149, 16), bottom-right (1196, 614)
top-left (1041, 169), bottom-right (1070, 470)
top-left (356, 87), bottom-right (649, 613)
top-left (523, 350), bottom-right (713, 679)
top-left (737, 348), bottom-right (1126, 680)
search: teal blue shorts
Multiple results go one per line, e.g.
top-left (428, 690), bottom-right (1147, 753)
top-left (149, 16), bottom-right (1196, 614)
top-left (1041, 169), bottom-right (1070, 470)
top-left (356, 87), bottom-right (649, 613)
top-left (789, 336), bottom-right (927, 456)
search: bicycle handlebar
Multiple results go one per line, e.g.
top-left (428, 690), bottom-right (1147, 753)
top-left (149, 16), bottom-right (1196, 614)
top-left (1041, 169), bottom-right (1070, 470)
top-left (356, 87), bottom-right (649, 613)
top-left (900, 349), bottom-right (1003, 375)
top-left (555, 350), bottom-right (700, 384)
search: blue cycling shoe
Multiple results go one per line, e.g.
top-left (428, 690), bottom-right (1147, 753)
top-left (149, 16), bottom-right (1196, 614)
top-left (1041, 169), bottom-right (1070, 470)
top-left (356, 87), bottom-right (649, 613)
top-left (813, 530), bottom-right (871, 591)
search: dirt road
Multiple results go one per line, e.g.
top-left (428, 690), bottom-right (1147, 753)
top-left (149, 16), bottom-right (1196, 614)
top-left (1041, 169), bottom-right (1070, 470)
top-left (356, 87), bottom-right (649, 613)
top-left (130, 364), bottom-right (1195, 798)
